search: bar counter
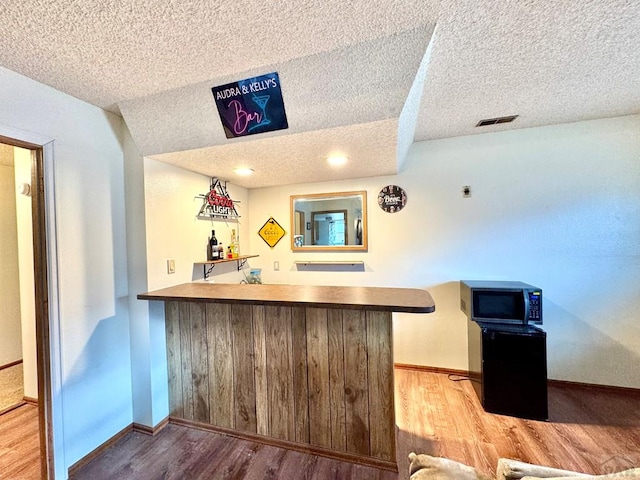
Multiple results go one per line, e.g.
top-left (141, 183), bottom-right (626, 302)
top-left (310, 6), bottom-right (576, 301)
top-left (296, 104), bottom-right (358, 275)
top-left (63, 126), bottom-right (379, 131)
top-left (138, 283), bottom-right (435, 471)
top-left (138, 282), bottom-right (434, 313)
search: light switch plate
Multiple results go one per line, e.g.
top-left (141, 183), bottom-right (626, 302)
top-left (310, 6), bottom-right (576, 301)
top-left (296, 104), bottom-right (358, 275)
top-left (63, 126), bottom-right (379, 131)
top-left (167, 259), bottom-right (176, 274)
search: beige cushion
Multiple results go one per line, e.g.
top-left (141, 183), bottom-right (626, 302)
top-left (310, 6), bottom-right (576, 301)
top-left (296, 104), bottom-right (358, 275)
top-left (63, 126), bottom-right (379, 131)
top-left (521, 468), bottom-right (640, 480)
top-left (496, 459), bottom-right (591, 480)
top-left (409, 452), bottom-right (492, 480)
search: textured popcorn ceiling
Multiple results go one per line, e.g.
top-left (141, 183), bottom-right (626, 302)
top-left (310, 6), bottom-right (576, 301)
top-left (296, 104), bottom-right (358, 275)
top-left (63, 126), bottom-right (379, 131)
top-left (154, 120), bottom-right (399, 188)
top-left (1, 0), bottom-right (639, 188)
top-left (119, 26), bottom-right (434, 156)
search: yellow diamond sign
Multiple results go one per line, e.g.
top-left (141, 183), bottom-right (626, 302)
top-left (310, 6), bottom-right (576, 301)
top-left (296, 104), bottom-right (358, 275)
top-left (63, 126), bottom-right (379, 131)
top-left (258, 217), bottom-right (286, 248)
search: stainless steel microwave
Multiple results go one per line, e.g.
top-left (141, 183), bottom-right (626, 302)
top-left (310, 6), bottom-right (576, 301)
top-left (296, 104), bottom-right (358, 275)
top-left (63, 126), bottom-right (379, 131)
top-left (460, 280), bottom-right (542, 325)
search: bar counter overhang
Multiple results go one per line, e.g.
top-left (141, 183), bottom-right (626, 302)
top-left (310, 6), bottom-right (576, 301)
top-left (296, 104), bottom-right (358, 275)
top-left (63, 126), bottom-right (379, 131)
top-left (138, 282), bottom-right (435, 471)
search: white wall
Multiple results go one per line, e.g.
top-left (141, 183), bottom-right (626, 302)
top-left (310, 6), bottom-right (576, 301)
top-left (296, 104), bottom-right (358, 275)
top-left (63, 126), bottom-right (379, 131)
top-left (0, 144), bottom-right (22, 366)
top-left (122, 124), bottom-right (157, 428)
top-left (14, 147), bottom-right (38, 399)
top-left (247, 115), bottom-right (640, 389)
top-left (0, 66), bottom-right (133, 478)
top-left (143, 158), bottom-right (251, 288)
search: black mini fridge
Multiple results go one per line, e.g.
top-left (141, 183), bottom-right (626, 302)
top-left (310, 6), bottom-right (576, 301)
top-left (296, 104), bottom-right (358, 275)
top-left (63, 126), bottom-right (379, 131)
top-left (468, 321), bottom-right (548, 420)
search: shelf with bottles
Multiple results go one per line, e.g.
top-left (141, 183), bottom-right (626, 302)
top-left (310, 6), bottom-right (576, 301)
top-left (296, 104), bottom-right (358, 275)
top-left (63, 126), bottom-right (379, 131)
top-left (195, 255), bottom-right (259, 280)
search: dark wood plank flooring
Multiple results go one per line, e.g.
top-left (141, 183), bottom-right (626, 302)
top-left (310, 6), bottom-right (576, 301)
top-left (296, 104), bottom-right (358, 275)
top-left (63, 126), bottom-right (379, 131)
top-left (0, 403), bottom-right (41, 479)
top-left (4, 369), bottom-right (640, 480)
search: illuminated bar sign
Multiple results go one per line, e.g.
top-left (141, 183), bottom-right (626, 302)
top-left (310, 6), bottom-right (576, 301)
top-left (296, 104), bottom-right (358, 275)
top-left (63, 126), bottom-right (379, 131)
top-left (212, 72), bottom-right (288, 138)
top-left (197, 178), bottom-right (240, 219)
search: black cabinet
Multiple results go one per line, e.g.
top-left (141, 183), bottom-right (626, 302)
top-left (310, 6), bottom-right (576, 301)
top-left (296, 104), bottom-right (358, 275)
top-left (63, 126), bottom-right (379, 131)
top-left (468, 321), bottom-right (548, 420)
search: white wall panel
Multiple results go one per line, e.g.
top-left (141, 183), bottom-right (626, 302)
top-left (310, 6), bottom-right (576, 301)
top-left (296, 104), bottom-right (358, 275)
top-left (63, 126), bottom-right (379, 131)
top-left (14, 147), bottom-right (37, 398)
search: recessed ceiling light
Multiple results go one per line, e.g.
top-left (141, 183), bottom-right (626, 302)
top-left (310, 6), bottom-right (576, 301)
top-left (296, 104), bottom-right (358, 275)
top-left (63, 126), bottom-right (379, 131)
top-left (327, 155), bottom-right (348, 167)
top-left (233, 167), bottom-right (254, 176)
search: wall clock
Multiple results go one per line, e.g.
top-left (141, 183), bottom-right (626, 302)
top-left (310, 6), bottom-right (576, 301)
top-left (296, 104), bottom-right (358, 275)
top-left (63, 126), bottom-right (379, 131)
top-left (378, 185), bottom-right (407, 213)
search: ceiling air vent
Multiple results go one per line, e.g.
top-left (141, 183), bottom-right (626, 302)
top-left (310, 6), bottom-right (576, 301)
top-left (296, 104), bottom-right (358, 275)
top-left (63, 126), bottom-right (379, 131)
top-left (476, 115), bottom-right (519, 127)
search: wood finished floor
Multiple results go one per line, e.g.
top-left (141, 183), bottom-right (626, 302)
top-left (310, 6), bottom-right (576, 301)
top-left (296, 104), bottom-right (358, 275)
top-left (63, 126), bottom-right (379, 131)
top-left (0, 403), bottom-right (40, 480)
top-left (395, 370), bottom-right (640, 477)
top-left (4, 369), bottom-right (640, 480)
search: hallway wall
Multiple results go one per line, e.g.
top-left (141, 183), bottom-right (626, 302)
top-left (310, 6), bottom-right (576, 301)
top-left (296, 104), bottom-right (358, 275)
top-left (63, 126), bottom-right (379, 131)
top-left (13, 147), bottom-right (37, 399)
top-left (0, 143), bottom-right (22, 367)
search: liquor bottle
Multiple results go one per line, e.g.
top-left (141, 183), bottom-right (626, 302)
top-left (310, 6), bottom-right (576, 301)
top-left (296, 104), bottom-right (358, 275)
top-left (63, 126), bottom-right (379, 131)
top-left (218, 244), bottom-right (224, 261)
top-left (231, 229), bottom-right (239, 259)
top-left (209, 230), bottom-right (218, 260)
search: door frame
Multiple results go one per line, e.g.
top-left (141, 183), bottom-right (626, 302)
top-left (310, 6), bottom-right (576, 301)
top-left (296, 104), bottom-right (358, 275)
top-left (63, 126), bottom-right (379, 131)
top-left (0, 130), bottom-right (62, 479)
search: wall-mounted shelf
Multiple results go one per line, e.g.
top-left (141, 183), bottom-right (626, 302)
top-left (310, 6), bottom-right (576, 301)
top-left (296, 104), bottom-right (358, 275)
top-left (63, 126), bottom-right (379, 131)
top-left (195, 255), bottom-right (259, 280)
top-left (293, 260), bottom-right (365, 272)
top-left (293, 261), bottom-right (364, 266)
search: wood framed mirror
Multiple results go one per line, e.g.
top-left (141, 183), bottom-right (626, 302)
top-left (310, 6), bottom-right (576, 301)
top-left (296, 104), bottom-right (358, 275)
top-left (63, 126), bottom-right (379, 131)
top-left (290, 191), bottom-right (367, 251)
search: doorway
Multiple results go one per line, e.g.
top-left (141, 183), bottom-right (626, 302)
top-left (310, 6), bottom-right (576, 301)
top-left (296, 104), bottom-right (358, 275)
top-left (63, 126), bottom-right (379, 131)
top-left (0, 144), bottom-right (31, 413)
top-left (311, 209), bottom-right (348, 246)
top-left (0, 135), bottom-right (53, 479)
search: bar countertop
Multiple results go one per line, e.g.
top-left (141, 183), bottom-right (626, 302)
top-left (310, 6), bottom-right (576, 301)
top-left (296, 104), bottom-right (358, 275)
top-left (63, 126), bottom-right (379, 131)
top-left (137, 282), bottom-right (435, 314)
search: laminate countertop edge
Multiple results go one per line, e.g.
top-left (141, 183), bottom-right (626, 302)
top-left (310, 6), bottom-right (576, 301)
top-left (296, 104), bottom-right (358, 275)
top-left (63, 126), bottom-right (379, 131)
top-left (137, 283), bottom-right (435, 314)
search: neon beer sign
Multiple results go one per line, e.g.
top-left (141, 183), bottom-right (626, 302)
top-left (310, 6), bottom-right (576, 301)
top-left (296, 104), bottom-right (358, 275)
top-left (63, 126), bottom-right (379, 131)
top-left (197, 178), bottom-right (240, 219)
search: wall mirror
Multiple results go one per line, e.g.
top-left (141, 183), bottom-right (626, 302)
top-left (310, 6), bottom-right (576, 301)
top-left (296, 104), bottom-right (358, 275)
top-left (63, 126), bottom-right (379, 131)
top-left (290, 191), bottom-right (367, 251)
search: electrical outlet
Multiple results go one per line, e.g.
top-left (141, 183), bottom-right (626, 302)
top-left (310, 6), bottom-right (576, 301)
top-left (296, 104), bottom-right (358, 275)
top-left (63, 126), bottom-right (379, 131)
top-left (167, 259), bottom-right (176, 274)
top-left (274, 261), bottom-right (280, 271)
top-left (462, 185), bottom-right (472, 198)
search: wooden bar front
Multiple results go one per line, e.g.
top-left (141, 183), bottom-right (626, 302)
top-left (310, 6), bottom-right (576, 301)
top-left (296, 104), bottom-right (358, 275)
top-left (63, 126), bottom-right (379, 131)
top-left (139, 283), bottom-right (435, 471)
